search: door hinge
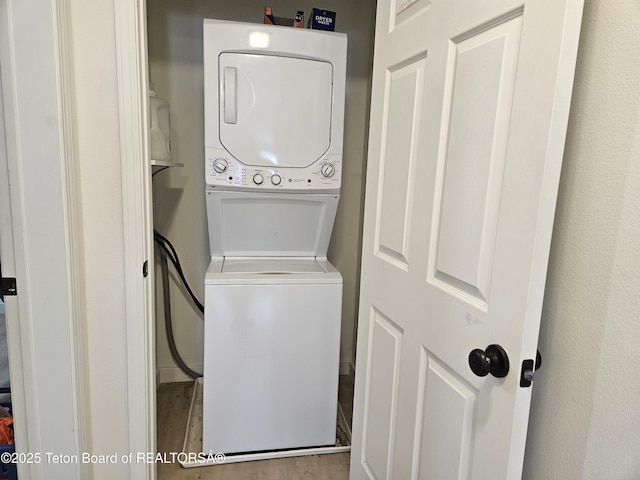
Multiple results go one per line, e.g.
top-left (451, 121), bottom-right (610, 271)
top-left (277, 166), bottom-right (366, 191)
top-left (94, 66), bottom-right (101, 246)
top-left (0, 277), bottom-right (17, 301)
top-left (143, 260), bottom-right (149, 278)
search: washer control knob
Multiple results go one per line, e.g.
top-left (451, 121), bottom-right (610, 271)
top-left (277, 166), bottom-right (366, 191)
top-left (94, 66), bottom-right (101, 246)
top-left (253, 173), bottom-right (264, 185)
top-left (321, 163), bottom-right (336, 178)
top-left (212, 158), bottom-right (228, 174)
top-left (271, 174), bottom-right (282, 186)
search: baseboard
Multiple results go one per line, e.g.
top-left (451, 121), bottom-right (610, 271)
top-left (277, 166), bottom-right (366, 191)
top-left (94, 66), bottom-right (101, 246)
top-left (157, 365), bottom-right (203, 384)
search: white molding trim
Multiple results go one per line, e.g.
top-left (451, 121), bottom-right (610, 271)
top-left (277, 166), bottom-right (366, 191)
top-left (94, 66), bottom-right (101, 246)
top-left (113, 0), bottom-right (156, 479)
top-left (51, 0), bottom-right (88, 477)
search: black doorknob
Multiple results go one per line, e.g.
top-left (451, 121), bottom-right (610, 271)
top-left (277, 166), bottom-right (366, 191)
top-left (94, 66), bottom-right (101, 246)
top-left (468, 344), bottom-right (509, 378)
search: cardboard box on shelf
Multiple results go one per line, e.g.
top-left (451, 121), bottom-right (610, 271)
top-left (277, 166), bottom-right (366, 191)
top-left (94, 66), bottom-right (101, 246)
top-left (264, 6), bottom-right (275, 24)
top-left (264, 6), bottom-right (304, 27)
top-left (307, 8), bottom-right (336, 31)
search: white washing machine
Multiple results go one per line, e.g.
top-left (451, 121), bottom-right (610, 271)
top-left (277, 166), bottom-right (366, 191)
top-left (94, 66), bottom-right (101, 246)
top-left (202, 20), bottom-right (347, 455)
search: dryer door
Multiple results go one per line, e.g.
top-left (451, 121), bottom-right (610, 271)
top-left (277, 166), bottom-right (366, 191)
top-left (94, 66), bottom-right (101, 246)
top-left (219, 53), bottom-right (333, 168)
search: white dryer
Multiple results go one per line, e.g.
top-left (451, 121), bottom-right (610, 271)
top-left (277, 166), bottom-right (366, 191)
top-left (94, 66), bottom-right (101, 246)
top-left (202, 20), bottom-right (347, 455)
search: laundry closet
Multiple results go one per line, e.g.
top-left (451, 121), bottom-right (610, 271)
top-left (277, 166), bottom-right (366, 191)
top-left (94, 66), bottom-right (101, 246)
top-left (147, 0), bottom-right (376, 457)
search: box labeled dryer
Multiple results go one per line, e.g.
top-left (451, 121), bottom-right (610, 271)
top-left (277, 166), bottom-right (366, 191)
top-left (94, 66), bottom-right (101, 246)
top-left (307, 8), bottom-right (336, 31)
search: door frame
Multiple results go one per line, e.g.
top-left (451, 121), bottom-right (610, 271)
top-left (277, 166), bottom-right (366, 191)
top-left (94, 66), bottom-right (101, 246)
top-left (113, 0), bottom-right (157, 478)
top-left (0, 45), bottom-right (31, 480)
top-left (0, 0), bottom-right (86, 478)
top-left (2, 0), bottom-right (157, 478)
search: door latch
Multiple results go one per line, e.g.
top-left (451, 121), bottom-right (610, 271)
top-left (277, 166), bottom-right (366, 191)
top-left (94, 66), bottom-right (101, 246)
top-left (0, 261), bottom-right (17, 301)
top-left (0, 277), bottom-right (17, 301)
top-left (520, 350), bottom-right (542, 388)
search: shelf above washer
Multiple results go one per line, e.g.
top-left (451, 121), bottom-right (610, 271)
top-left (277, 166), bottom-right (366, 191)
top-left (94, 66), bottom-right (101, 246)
top-left (151, 159), bottom-right (184, 168)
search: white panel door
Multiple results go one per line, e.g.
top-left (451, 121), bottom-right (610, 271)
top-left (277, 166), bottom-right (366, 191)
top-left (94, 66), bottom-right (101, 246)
top-left (351, 0), bottom-right (583, 478)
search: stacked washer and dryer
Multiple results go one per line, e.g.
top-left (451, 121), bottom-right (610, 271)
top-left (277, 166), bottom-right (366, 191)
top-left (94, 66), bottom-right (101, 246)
top-left (202, 20), bottom-right (348, 455)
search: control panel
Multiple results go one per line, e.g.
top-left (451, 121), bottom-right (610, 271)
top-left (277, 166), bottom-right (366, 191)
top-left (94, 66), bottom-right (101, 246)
top-left (205, 148), bottom-right (341, 192)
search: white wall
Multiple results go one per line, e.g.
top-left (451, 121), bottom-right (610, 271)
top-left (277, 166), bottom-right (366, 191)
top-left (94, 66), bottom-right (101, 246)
top-left (147, 0), bottom-right (375, 381)
top-left (522, 0), bottom-right (640, 477)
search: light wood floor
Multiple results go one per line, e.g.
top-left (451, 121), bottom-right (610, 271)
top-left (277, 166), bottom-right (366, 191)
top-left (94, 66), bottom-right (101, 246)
top-left (157, 378), bottom-right (353, 480)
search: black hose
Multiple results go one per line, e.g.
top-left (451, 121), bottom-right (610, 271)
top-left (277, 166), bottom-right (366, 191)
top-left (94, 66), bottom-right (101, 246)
top-left (160, 248), bottom-right (202, 379)
top-left (154, 230), bottom-right (204, 313)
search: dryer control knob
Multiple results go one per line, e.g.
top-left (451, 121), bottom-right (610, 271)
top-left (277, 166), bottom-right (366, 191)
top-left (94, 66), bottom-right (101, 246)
top-left (253, 173), bottom-right (264, 185)
top-left (271, 174), bottom-right (282, 186)
top-left (321, 163), bottom-right (336, 178)
top-left (212, 158), bottom-right (228, 174)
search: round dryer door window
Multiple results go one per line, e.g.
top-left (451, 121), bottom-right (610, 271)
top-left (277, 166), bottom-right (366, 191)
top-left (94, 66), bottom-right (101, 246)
top-left (218, 53), bottom-right (333, 168)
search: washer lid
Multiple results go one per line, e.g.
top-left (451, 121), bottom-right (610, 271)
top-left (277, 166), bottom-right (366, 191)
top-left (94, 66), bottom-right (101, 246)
top-left (205, 257), bottom-right (342, 285)
top-left (222, 258), bottom-right (327, 274)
